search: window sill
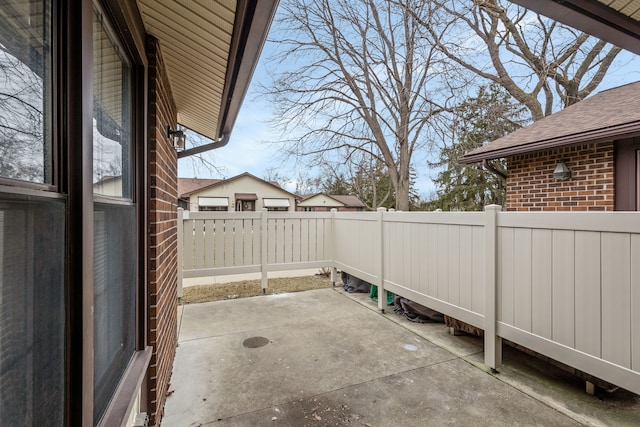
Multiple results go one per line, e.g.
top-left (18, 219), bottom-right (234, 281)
top-left (98, 346), bottom-right (153, 427)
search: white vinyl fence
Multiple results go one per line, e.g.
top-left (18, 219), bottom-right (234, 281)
top-left (178, 206), bottom-right (640, 396)
top-left (178, 210), bottom-right (333, 290)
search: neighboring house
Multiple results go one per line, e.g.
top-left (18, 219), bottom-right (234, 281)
top-left (177, 177), bottom-right (221, 210)
top-left (296, 193), bottom-right (367, 212)
top-left (0, 1), bottom-right (278, 426)
top-left (178, 173), bottom-right (298, 212)
top-left (460, 82), bottom-right (640, 212)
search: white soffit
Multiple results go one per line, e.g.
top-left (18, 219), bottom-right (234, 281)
top-left (597, 0), bottom-right (640, 20)
top-left (137, 0), bottom-right (236, 140)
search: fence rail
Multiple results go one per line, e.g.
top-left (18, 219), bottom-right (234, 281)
top-left (177, 207), bottom-right (640, 396)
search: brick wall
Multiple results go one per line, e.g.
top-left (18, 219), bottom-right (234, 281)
top-left (506, 142), bottom-right (615, 211)
top-left (146, 36), bottom-right (178, 426)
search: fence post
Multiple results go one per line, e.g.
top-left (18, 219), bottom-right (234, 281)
top-left (484, 204), bottom-right (502, 371)
top-left (330, 208), bottom-right (337, 287)
top-left (261, 208), bottom-right (268, 293)
top-left (377, 207), bottom-right (387, 313)
top-left (177, 208), bottom-right (184, 302)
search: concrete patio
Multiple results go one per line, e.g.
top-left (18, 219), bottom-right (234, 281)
top-left (162, 288), bottom-right (640, 426)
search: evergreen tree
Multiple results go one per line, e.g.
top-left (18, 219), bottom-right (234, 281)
top-left (431, 85), bottom-right (525, 211)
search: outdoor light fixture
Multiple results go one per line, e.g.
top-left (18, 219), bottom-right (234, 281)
top-left (553, 161), bottom-right (571, 180)
top-left (167, 126), bottom-right (186, 151)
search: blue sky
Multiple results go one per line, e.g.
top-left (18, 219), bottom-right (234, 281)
top-left (178, 30), bottom-right (640, 199)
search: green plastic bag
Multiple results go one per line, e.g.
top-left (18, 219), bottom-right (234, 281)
top-left (370, 285), bottom-right (393, 305)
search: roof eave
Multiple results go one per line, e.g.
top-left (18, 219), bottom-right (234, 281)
top-left (182, 0), bottom-right (278, 157)
top-left (509, 0), bottom-right (640, 55)
top-left (460, 122), bottom-right (640, 163)
top-left (144, 0), bottom-right (279, 158)
top-left (214, 0), bottom-right (279, 142)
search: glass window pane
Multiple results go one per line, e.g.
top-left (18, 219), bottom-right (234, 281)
top-left (0, 0), bottom-right (52, 184)
top-left (93, 5), bottom-right (132, 198)
top-left (0, 194), bottom-right (65, 425)
top-left (92, 4), bottom-right (137, 423)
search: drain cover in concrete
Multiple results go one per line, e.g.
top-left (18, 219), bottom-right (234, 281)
top-left (243, 336), bottom-right (270, 348)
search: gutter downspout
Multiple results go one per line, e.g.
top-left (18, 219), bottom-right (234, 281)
top-left (177, 134), bottom-right (229, 159)
top-left (482, 159), bottom-right (506, 180)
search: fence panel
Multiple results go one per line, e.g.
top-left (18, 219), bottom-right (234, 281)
top-left (180, 211), bottom-right (334, 279)
top-left (333, 212), bottom-right (379, 284)
top-left (380, 212), bottom-right (486, 328)
top-left (496, 212), bottom-right (640, 395)
top-left (632, 235), bottom-right (640, 372)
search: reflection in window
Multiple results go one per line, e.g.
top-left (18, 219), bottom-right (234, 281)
top-left (0, 0), bottom-right (52, 184)
top-left (93, 6), bottom-right (131, 198)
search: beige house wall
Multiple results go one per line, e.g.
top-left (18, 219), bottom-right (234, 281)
top-left (188, 174), bottom-right (296, 211)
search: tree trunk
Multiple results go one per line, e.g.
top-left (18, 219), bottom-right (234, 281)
top-left (396, 177), bottom-right (410, 211)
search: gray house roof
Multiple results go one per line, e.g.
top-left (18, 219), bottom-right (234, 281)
top-left (329, 195), bottom-right (367, 208)
top-left (460, 81), bottom-right (640, 163)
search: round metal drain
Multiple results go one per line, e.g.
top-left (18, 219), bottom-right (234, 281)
top-left (243, 336), bottom-right (270, 348)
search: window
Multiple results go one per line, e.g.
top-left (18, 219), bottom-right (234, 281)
top-left (1, 0), bottom-right (145, 424)
top-left (92, 4), bottom-right (137, 424)
top-left (200, 205), bottom-right (228, 212)
top-left (0, 1), bottom-right (65, 426)
top-left (303, 207), bottom-right (315, 212)
top-left (0, 0), bottom-right (53, 184)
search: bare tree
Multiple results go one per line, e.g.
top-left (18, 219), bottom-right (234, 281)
top-left (264, 0), bottom-right (452, 210)
top-left (177, 130), bottom-right (227, 178)
top-left (421, 0), bottom-right (622, 121)
top-left (0, 48), bottom-right (46, 183)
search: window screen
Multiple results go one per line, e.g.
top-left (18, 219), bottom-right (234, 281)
top-left (93, 202), bottom-right (136, 423)
top-left (0, 194), bottom-right (65, 425)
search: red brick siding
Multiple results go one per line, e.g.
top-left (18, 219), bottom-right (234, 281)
top-left (506, 142), bottom-right (615, 211)
top-left (146, 36), bottom-right (178, 426)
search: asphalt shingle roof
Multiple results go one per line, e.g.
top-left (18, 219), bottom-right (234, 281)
top-left (460, 81), bottom-right (640, 163)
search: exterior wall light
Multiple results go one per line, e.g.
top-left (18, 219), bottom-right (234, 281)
top-left (167, 126), bottom-right (186, 151)
top-left (553, 161), bottom-right (571, 180)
